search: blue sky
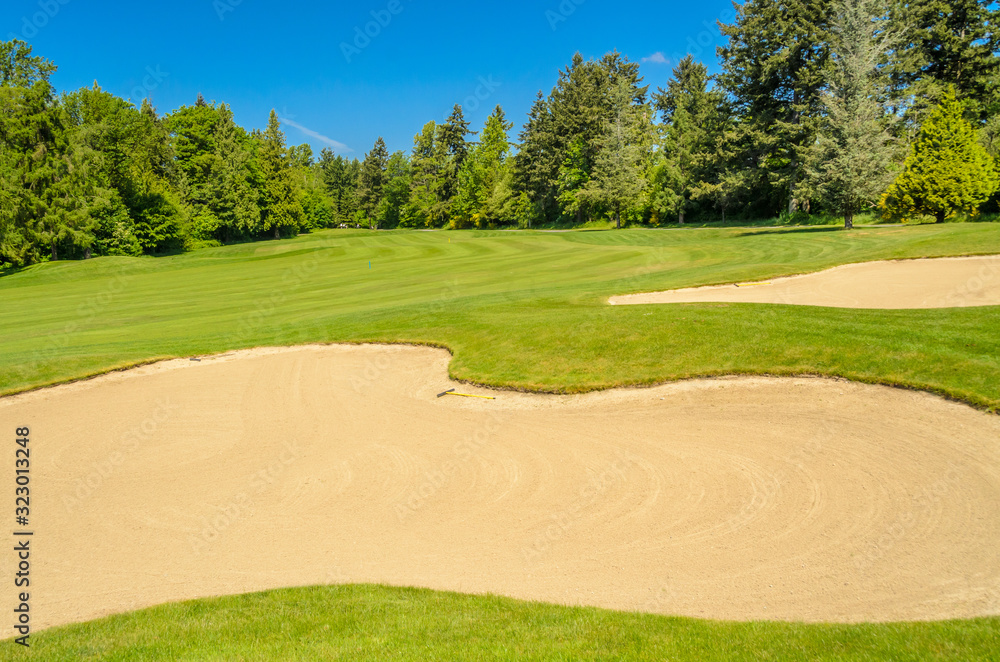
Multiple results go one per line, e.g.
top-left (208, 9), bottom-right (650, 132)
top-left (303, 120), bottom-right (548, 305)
top-left (3, 0), bottom-right (736, 156)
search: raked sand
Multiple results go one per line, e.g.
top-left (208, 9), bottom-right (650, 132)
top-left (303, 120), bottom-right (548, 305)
top-left (609, 255), bottom-right (1000, 308)
top-left (2, 344), bottom-right (999, 634)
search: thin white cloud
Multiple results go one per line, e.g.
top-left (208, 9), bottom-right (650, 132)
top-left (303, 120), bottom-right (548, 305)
top-left (278, 116), bottom-right (352, 153)
top-left (642, 52), bottom-right (669, 65)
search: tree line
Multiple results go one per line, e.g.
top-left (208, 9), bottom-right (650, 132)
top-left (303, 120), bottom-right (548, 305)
top-left (3, 0), bottom-right (1000, 268)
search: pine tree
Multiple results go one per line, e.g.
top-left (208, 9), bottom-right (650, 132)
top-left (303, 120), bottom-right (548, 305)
top-left (259, 110), bottom-right (303, 239)
top-left (650, 56), bottom-right (725, 224)
top-left (806, 0), bottom-right (900, 229)
top-left (556, 137), bottom-right (590, 224)
top-left (512, 92), bottom-right (558, 220)
top-left (213, 103), bottom-right (261, 238)
top-left (583, 80), bottom-right (650, 228)
top-left (165, 100), bottom-right (220, 200)
top-left (320, 149), bottom-right (362, 225)
top-left (882, 88), bottom-right (999, 222)
top-left (454, 106), bottom-right (513, 227)
top-left (890, 0), bottom-right (1000, 120)
top-left (546, 52), bottom-right (650, 223)
top-left (0, 40), bottom-right (120, 262)
top-left (292, 148), bottom-right (336, 232)
top-left (0, 39), bottom-right (56, 87)
top-left (378, 151), bottom-right (412, 228)
top-left (359, 136), bottom-right (389, 229)
top-left (436, 105), bottom-right (473, 214)
top-left (405, 121), bottom-right (446, 227)
top-left (719, 0), bottom-right (833, 214)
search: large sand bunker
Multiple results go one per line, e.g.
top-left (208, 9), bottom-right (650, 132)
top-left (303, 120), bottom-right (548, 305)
top-left (610, 255), bottom-right (1000, 308)
top-left (2, 344), bottom-right (1000, 634)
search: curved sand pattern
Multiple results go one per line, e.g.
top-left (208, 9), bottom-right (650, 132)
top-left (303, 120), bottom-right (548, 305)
top-left (2, 344), bottom-right (1000, 634)
top-left (609, 255), bottom-right (1000, 308)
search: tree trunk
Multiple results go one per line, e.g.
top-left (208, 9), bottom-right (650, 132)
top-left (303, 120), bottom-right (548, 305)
top-left (788, 172), bottom-right (798, 215)
top-left (51, 242), bottom-right (57, 261)
top-left (935, 209), bottom-right (946, 224)
top-left (615, 204), bottom-right (621, 229)
top-left (678, 211), bottom-right (685, 225)
top-left (844, 211), bottom-right (854, 230)
top-left (274, 226), bottom-right (280, 240)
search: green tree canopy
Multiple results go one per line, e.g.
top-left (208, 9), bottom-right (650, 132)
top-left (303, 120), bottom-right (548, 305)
top-left (890, 0), bottom-right (1000, 119)
top-left (719, 0), bottom-right (833, 214)
top-left (806, 0), bottom-right (901, 229)
top-left (650, 56), bottom-right (726, 224)
top-left (454, 105), bottom-right (514, 228)
top-left (583, 80), bottom-right (652, 228)
top-left (259, 110), bottom-right (303, 238)
top-left (882, 88), bottom-right (999, 222)
top-left (359, 136), bottom-right (389, 229)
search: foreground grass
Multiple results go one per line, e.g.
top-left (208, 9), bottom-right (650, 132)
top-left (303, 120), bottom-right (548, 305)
top-left (2, 223), bottom-right (999, 410)
top-left (3, 585), bottom-right (997, 661)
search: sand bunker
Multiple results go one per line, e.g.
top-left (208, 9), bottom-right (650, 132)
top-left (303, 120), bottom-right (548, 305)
top-left (3, 344), bottom-right (1000, 634)
top-left (610, 255), bottom-right (1000, 308)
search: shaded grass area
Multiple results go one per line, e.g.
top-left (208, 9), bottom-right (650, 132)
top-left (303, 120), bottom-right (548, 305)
top-left (1, 224), bottom-right (998, 410)
top-left (3, 585), bottom-right (997, 661)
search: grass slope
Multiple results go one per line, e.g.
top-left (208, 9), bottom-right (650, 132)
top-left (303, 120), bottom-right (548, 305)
top-left (3, 585), bottom-right (997, 661)
top-left (2, 224), bottom-right (999, 409)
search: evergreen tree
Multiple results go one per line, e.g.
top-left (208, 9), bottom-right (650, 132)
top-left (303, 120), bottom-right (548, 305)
top-left (258, 110), bottom-right (303, 239)
top-left (513, 51), bottom-right (648, 225)
top-left (405, 121), bottom-right (446, 227)
top-left (719, 0), bottom-right (833, 214)
top-left (33, 130), bottom-right (98, 260)
top-left (882, 88), bottom-right (999, 222)
top-left (0, 41), bottom-right (64, 265)
top-left (285, 143), bottom-right (334, 232)
top-left (556, 137), bottom-right (591, 224)
top-left (344, 158), bottom-right (362, 223)
top-left (548, 52), bottom-right (649, 223)
top-left (377, 151), bottom-right (412, 228)
top-left (320, 149), bottom-right (362, 225)
top-left (890, 0), bottom-right (1000, 119)
top-left (690, 168), bottom-right (747, 225)
top-left (288, 144), bottom-right (314, 168)
top-left (806, 0), bottom-right (900, 229)
top-left (359, 136), bottom-right (389, 229)
top-left (436, 105), bottom-right (473, 213)
top-left (650, 56), bottom-right (725, 224)
top-left (0, 39), bottom-right (55, 87)
top-left (549, 53), bottom-right (607, 208)
top-left (454, 105), bottom-right (514, 227)
top-left (213, 103), bottom-right (261, 238)
top-left (512, 92), bottom-right (558, 220)
top-left (583, 80), bottom-right (650, 228)
top-left (0, 41), bottom-right (133, 262)
top-left (164, 100), bottom-right (220, 211)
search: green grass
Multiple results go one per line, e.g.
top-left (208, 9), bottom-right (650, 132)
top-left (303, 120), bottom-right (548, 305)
top-left (2, 223), bottom-right (1000, 409)
top-left (4, 585), bottom-right (997, 661)
top-left (3, 224), bottom-right (1000, 659)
